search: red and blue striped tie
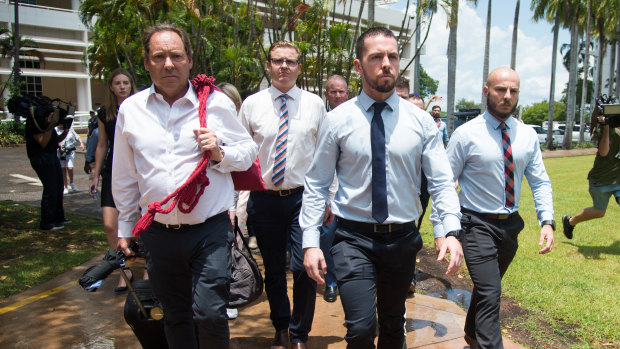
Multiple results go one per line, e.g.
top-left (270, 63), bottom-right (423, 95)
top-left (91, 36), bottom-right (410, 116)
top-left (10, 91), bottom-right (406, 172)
top-left (500, 122), bottom-right (515, 208)
top-left (272, 94), bottom-right (288, 186)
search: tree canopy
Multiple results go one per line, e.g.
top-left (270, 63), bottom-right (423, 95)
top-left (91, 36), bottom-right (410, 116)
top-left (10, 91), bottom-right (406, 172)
top-left (521, 100), bottom-right (566, 126)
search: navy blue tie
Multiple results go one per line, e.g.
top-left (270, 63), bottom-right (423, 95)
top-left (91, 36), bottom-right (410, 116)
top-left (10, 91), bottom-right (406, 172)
top-left (371, 102), bottom-right (388, 223)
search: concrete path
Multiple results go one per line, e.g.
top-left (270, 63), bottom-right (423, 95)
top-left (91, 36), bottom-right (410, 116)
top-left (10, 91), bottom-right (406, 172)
top-left (0, 145), bottom-right (537, 348)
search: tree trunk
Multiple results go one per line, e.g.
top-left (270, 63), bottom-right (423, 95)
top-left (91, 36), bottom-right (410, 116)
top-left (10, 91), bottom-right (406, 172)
top-left (578, 1), bottom-right (591, 145)
top-left (510, 0), bottom-right (519, 70)
top-left (481, 0), bottom-right (491, 111)
top-left (446, 0), bottom-right (458, 134)
top-left (368, 0), bottom-right (375, 27)
top-left (609, 39), bottom-right (616, 96)
top-left (546, 14), bottom-right (559, 149)
top-left (413, 0), bottom-right (421, 94)
top-left (564, 17), bottom-right (578, 149)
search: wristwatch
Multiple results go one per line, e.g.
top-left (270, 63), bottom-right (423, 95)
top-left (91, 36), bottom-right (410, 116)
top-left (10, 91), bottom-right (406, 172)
top-left (541, 220), bottom-right (555, 231)
top-left (445, 229), bottom-right (464, 240)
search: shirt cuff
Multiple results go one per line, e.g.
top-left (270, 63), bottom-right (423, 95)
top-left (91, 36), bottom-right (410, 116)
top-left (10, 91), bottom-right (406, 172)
top-left (433, 214), bottom-right (462, 238)
top-left (118, 220), bottom-right (138, 239)
top-left (302, 227), bottom-right (321, 249)
top-left (538, 211), bottom-right (554, 224)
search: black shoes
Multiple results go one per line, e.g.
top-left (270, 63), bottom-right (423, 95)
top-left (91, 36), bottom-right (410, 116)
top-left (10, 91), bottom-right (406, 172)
top-left (464, 334), bottom-right (481, 349)
top-left (562, 215), bottom-right (574, 239)
top-left (324, 285), bottom-right (338, 302)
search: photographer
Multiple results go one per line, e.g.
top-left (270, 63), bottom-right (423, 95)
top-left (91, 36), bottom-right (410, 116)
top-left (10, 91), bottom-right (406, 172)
top-left (563, 109), bottom-right (620, 239)
top-left (25, 104), bottom-right (71, 231)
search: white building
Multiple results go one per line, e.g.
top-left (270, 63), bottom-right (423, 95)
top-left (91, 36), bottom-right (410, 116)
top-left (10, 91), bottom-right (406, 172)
top-left (1, 0), bottom-right (106, 120)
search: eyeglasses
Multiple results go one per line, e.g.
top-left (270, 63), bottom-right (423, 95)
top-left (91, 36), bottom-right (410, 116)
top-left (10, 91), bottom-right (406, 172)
top-left (269, 58), bottom-right (300, 67)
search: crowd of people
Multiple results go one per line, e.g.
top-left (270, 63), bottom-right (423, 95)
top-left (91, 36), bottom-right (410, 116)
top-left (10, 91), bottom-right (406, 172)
top-left (22, 21), bottom-right (619, 349)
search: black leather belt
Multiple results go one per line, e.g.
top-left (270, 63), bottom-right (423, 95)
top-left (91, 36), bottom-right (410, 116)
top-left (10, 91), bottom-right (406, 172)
top-left (152, 211), bottom-right (227, 230)
top-left (461, 207), bottom-right (518, 220)
top-left (337, 217), bottom-right (416, 233)
top-left (262, 186), bottom-right (304, 197)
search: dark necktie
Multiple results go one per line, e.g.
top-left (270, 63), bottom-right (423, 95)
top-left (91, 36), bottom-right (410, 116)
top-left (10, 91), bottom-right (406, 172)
top-left (272, 94), bottom-right (288, 186)
top-left (500, 122), bottom-right (515, 208)
top-left (371, 102), bottom-right (388, 223)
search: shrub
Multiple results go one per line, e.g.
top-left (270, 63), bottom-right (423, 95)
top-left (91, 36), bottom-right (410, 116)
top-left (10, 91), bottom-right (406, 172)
top-left (0, 120), bottom-right (25, 146)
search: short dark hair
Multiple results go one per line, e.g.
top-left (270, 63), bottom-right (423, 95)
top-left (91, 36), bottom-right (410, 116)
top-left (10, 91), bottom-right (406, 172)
top-left (267, 40), bottom-right (300, 61)
top-left (142, 23), bottom-right (193, 59)
top-left (432, 105), bottom-right (441, 111)
top-left (356, 27), bottom-right (397, 59)
top-left (395, 76), bottom-right (409, 91)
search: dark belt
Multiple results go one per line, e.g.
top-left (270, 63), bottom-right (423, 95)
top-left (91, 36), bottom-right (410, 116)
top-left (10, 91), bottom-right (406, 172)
top-left (262, 186), bottom-right (304, 197)
top-left (337, 217), bottom-right (416, 233)
top-left (461, 207), bottom-right (518, 220)
top-left (151, 211), bottom-right (227, 230)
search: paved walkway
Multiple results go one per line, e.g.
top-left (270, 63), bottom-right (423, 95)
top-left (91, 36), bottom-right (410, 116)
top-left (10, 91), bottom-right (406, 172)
top-left (0, 144), bottom-right (568, 348)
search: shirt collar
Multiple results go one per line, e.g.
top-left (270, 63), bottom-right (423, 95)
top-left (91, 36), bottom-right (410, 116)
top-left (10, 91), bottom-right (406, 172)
top-left (358, 90), bottom-right (400, 113)
top-left (147, 81), bottom-right (197, 106)
top-left (269, 85), bottom-right (301, 101)
top-left (484, 110), bottom-right (515, 130)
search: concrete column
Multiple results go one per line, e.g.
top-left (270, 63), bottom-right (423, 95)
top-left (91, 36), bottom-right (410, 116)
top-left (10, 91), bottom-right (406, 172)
top-left (71, 0), bottom-right (81, 11)
top-left (75, 78), bottom-right (92, 114)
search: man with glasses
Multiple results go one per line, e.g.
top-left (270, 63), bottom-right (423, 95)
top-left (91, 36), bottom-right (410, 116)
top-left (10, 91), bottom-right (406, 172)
top-left (239, 40), bottom-right (326, 349)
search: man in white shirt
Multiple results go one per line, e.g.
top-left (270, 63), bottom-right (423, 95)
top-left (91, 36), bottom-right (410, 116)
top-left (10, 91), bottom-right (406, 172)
top-left (301, 27), bottom-right (463, 349)
top-left (239, 41), bottom-right (326, 349)
top-left (113, 23), bottom-right (257, 348)
top-left (431, 67), bottom-right (554, 349)
top-left (324, 74), bottom-right (349, 111)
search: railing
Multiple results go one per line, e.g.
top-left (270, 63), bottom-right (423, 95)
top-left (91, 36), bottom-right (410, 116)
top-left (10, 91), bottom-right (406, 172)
top-left (6, 1), bottom-right (78, 14)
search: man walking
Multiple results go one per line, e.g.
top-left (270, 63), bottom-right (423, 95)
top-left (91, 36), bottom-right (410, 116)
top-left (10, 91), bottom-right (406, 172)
top-left (301, 27), bottom-right (463, 348)
top-left (239, 40), bottom-right (326, 349)
top-left (431, 67), bottom-right (554, 349)
top-left (319, 74), bottom-right (350, 303)
top-left (430, 105), bottom-right (449, 147)
top-left (113, 24), bottom-right (257, 348)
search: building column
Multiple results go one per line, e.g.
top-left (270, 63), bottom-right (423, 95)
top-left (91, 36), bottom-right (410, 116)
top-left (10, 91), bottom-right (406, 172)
top-left (75, 78), bottom-right (92, 114)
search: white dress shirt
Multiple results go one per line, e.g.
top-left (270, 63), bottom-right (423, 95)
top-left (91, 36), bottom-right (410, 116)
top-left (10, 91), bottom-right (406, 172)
top-left (300, 91), bottom-right (462, 249)
top-left (112, 82), bottom-right (258, 238)
top-left (239, 85), bottom-right (326, 190)
top-left (430, 111), bottom-right (554, 237)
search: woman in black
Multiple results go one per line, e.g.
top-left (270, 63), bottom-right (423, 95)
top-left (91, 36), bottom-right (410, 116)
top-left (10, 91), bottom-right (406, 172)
top-left (89, 68), bottom-right (137, 293)
top-left (26, 103), bottom-right (70, 230)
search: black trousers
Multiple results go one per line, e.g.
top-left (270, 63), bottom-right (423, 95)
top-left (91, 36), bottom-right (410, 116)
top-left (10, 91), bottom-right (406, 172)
top-left (29, 152), bottom-right (65, 229)
top-left (141, 212), bottom-right (233, 349)
top-left (246, 190), bottom-right (317, 343)
top-left (417, 171), bottom-right (430, 231)
top-left (461, 211), bottom-right (524, 349)
top-left (331, 221), bottom-right (422, 349)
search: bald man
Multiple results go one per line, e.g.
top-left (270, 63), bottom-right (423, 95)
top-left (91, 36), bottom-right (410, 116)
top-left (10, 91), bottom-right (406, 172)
top-left (324, 75), bottom-right (349, 110)
top-left (430, 67), bottom-right (555, 349)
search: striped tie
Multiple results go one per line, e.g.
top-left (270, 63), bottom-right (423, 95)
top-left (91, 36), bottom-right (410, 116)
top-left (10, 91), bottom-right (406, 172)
top-left (500, 122), bottom-right (515, 208)
top-left (272, 94), bottom-right (288, 186)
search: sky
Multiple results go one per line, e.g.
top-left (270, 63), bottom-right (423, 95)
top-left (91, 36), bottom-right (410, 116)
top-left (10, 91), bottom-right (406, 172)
top-left (386, 0), bottom-right (571, 109)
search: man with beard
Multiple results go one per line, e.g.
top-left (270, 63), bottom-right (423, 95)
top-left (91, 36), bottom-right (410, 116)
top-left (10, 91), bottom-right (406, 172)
top-left (301, 27), bottom-right (463, 348)
top-left (430, 67), bottom-right (555, 349)
top-left (239, 40), bottom-right (325, 349)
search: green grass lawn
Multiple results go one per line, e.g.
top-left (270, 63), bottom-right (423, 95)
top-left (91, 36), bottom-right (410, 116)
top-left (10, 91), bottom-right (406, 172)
top-left (0, 201), bottom-right (108, 299)
top-left (423, 154), bottom-right (619, 348)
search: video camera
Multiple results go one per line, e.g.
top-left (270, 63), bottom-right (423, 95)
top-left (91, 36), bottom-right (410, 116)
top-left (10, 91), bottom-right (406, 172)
top-left (595, 95), bottom-right (620, 128)
top-left (7, 94), bottom-right (75, 132)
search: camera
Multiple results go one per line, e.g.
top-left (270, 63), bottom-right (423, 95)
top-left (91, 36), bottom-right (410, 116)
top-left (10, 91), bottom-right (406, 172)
top-left (7, 94), bottom-right (75, 132)
top-left (595, 95), bottom-right (620, 128)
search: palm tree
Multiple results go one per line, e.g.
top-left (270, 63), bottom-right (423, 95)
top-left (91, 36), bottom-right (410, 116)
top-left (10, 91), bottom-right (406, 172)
top-left (446, 0), bottom-right (459, 134)
top-left (578, 0), bottom-right (592, 144)
top-left (481, 0), bottom-right (492, 110)
top-left (510, 0), bottom-right (520, 70)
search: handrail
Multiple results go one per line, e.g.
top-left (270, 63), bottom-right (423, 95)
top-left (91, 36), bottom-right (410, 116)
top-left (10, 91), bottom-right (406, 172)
top-left (7, 1), bottom-right (77, 14)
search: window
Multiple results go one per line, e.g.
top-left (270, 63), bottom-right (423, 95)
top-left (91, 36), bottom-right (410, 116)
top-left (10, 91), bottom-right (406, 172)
top-left (19, 60), bottom-right (43, 96)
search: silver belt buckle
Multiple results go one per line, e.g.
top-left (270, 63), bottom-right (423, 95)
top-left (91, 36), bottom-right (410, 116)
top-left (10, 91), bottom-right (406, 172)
top-left (165, 223), bottom-right (182, 229)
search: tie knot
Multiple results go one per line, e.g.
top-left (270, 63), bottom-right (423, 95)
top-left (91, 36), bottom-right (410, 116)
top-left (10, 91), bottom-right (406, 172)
top-left (280, 94), bottom-right (288, 103)
top-left (373, 102), bottom-right (387, 116)
top-left (499, 122), bottom-right (507, 130)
